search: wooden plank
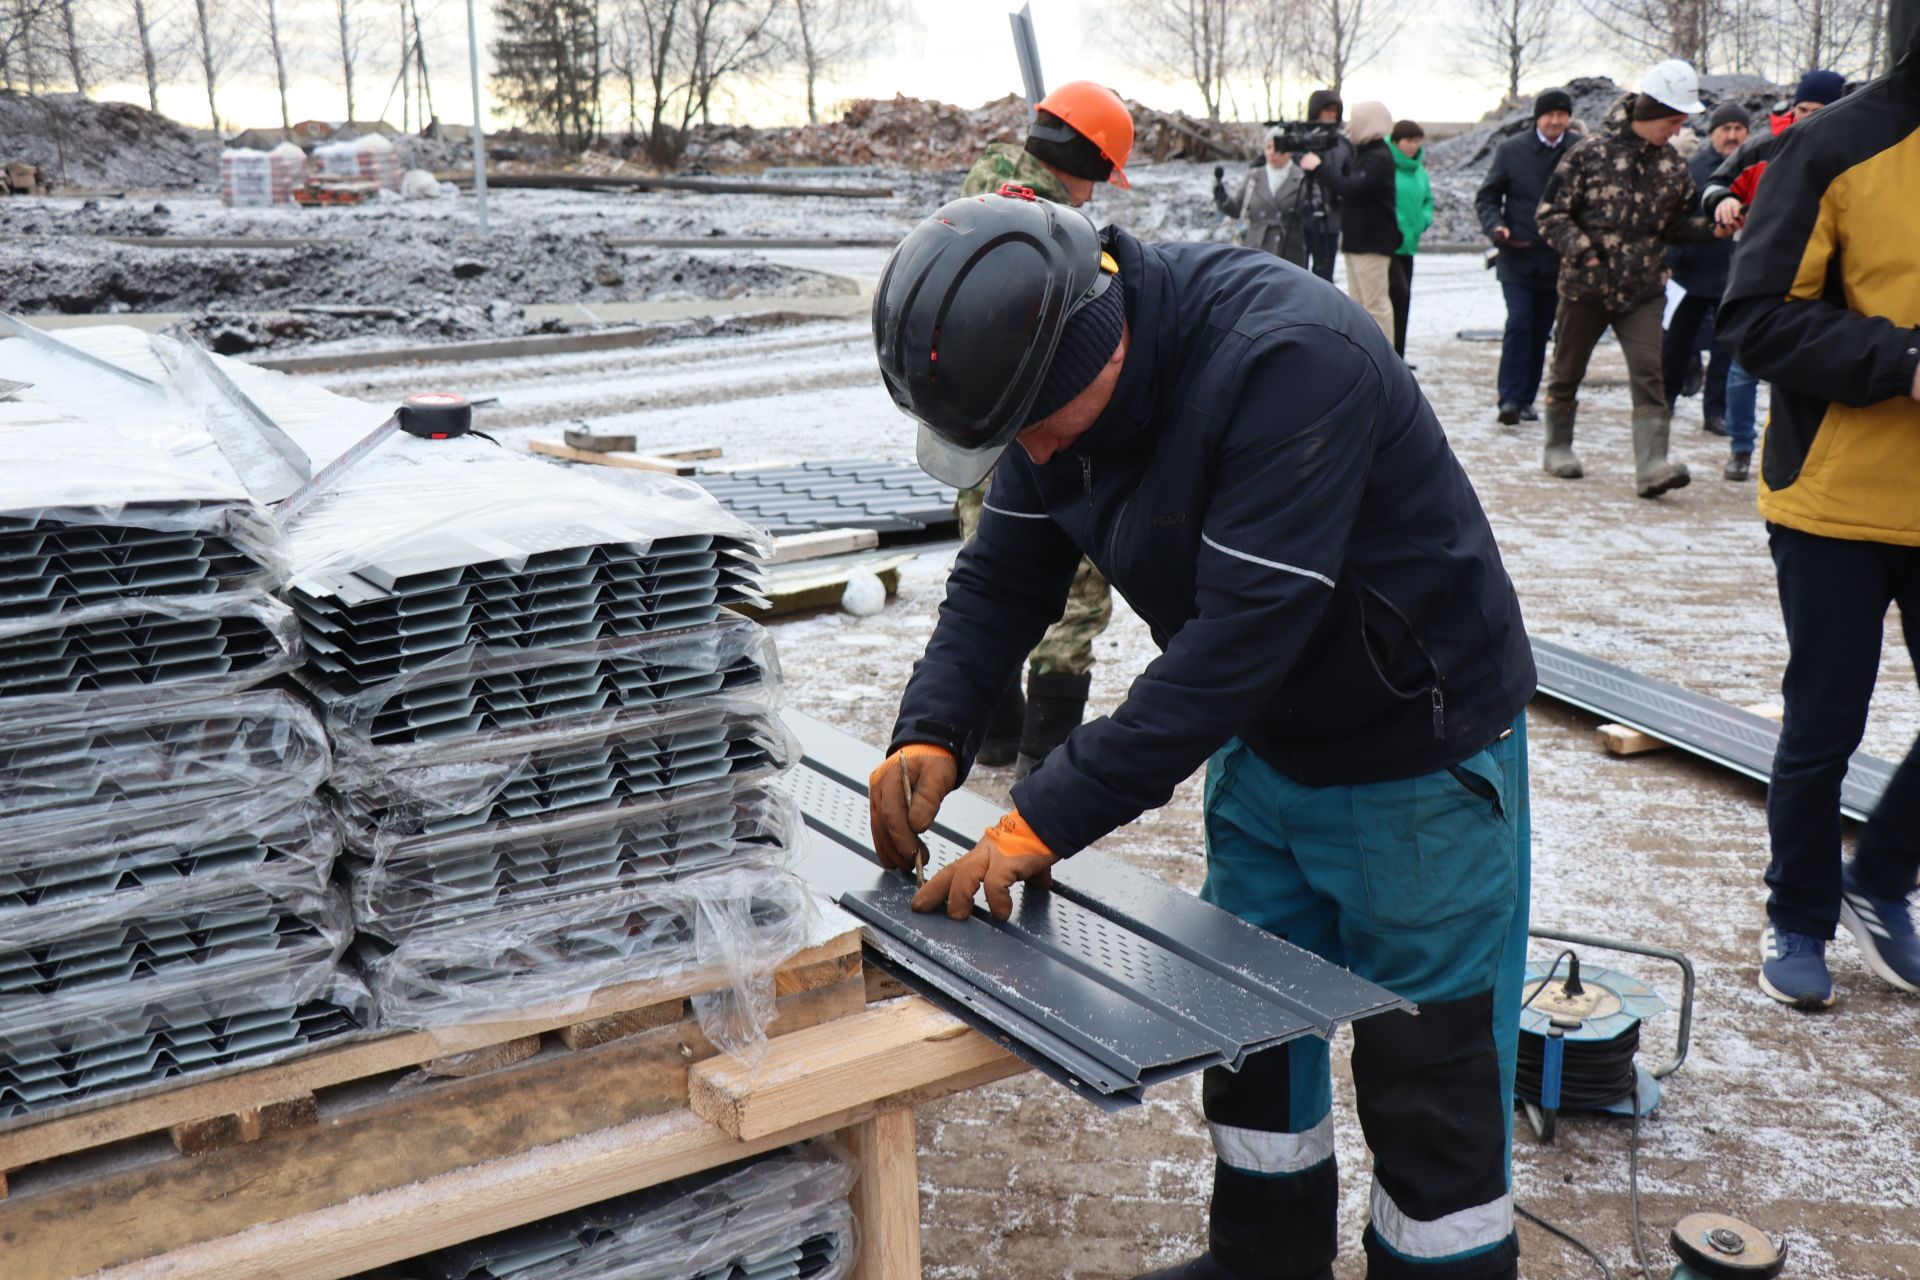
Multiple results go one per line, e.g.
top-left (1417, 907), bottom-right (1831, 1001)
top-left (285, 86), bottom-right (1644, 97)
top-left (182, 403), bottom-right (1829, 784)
top-left (0, 977), bottom-right (869, 1279)
top-left (848, 1107), bottom-right (921, 1280)
top-left (418, 1035), bottom-right (542, 1079)
top-left (168, 1094), bottom-right (317, 1158)
top-left (86, 1004), bottom-right (1020, 1280)
top-left (769, 529), bottom-right (881, 565)
top-left (556, 999), bottom-right (687, 1051)
top-left (1597, 701), bottom-right (1786, 756)
top-left (735, 560), bottom-right (906, 621)
top-left (0, 928), bottom-right (858, 1178)
top-left (562, 426), bottom-right (637, 452)
top-left (527, 438), bottom-right (698, 475)
top-left (687, 997), bottom-right (1003, 1142)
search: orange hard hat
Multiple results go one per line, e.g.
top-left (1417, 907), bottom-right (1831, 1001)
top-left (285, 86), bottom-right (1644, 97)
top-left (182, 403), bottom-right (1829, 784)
top-left (1033, 81), bottom-right (1133, 189)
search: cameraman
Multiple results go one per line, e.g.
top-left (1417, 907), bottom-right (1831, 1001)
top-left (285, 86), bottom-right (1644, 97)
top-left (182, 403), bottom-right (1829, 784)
top-left (1212, 127), bottom-right (1308, 267)
top-left (1299, 89), bottom-right (1351, 279)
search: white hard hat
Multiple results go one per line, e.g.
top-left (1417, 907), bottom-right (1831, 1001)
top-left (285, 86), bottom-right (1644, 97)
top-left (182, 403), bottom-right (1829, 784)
top-left (1641, 59), bottom-right (1706, 115)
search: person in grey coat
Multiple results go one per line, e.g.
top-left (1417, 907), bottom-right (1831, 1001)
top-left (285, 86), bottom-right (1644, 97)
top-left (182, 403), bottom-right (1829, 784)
top-left (1214, 127), bottom-right (1308, 267)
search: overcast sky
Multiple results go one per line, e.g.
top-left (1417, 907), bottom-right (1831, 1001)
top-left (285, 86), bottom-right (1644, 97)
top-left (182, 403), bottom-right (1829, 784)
top-left (111, 0), bottom-right (1646, 135)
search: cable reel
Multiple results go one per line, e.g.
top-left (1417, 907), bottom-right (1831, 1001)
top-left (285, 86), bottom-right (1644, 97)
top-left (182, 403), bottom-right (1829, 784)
top-left (1517, 929), bottom-right (1694, 1143)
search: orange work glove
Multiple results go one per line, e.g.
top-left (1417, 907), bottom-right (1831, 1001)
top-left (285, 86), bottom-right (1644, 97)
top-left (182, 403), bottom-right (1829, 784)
top-left (867, 744), bottom-right (958, 872)
top-left (912, 810), bottom-right (1059, 921)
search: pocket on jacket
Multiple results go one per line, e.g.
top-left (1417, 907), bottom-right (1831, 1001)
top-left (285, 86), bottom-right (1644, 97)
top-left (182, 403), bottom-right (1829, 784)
top-left (1353, 752), bottom-right (1516, 930)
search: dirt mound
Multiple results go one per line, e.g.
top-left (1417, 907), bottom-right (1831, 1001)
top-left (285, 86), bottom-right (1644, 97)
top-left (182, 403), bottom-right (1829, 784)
top-left (0, 230), bottom-right (854, 315)
top-left (0, 92), bottom-right (219, 191)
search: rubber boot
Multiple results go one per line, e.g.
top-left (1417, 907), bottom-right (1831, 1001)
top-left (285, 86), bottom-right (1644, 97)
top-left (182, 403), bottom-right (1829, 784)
top-left (1013, 669), bottom-right (1091, 780)
top-left (975, 679), bottom-right (1024, 767)
top-left (1633, 406), bottom-right (1692, 498)
top-left (1541, 402), bottom-right (1583, 479)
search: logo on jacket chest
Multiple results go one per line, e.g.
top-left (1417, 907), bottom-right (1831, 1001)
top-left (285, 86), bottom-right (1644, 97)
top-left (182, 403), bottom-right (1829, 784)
top-left (1151, 512), bottom-right (1187, 528)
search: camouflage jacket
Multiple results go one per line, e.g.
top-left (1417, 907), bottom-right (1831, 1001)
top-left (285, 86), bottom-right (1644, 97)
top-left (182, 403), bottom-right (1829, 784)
top-left (961, 142), bottom-right (1071, 202)
top-left (1536, 96), bottom-right (1720, 311)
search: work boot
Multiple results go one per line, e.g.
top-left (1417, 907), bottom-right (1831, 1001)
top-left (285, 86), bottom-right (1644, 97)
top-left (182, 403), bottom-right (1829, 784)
top-left (975, 680), bottom-right (1024, 768)
top-left (1704, 416), bottom-right (1729, 437)
top-left (1723, 452), bottom-right (1751, 482)
top-left (1497, 401), bottom-right (1521, 426)
top-left (1013, 670), bottom-right (1091, 780)
top-left (1518, 404), bottom-right (1539, 422)
top-left (1632, 406), bottom-right (1692, 498)
top-left (1541, 402), bottom-right (1584, 479)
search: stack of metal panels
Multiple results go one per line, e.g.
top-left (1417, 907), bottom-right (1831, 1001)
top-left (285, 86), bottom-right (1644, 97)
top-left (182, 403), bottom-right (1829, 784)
top-left (695, 460), bottom-right (957, 539)
top-left (392, 1142), bottom-right (856, 1280)
top-left (265, 390), bottom-right (822, 1033)
top-left (0, 411), bottom-right (360, 1127)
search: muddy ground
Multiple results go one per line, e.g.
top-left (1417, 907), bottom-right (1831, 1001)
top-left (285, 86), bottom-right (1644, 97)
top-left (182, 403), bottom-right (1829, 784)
top-left (249, 221), bottom-right (1893, 1279)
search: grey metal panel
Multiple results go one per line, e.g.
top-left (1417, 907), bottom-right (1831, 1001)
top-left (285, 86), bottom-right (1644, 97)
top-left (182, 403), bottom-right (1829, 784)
top-left (1531, 638), bottom-right (1890, 822)
top-left (779, 710), bottom-right (1409, 1100)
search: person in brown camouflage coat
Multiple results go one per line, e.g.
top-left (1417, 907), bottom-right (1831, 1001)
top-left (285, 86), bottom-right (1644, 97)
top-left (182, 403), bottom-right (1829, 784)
top-left (1536, 68), bottom-right (1732, 497)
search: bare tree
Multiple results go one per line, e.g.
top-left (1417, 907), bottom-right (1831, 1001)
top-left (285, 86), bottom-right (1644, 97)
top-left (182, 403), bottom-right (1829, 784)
top-left (773, 0), bottom-right (899, 124)
top-left (1577, 0), bottom-right (1720, 71)
top-left (680, 0), bottom-right (777, 128)
top-left (1234, 0), bottom-right (1305, 120)
top-left (257, 0), bottom-right (294, 127)
top-left (55, 0), bottom-right (84, 90)
top-left (128, 0), bottom-right (166, 108)
top-left (1109, 0), bottom-right (1238, 121)
top-left (1454, 0), bottom-right (1561, 102)
top-left (0, 0), bottom-right (62, 90)
top-left (1299, 0), bottom-right (1402, 93)
top-left (189, 0), bottom-right (245, 130)
top-left (334, 0), bottom-right (369, 119)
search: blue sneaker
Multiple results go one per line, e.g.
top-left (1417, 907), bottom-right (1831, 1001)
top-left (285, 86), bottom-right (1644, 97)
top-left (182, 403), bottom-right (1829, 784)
top-left (1759, 923), bottom-right (1835, 1008)
top-left (1840, 862), bottom-right (1920, 994)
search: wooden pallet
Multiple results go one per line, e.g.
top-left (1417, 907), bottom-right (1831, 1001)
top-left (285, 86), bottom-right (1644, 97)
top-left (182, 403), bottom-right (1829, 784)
top-left (0, 927), bottom-right (861, 1266)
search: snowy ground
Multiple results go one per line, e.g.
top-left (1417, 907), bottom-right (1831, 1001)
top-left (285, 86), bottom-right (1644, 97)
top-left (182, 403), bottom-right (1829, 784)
top-left (289, 251), bottom-right (1920, 1278)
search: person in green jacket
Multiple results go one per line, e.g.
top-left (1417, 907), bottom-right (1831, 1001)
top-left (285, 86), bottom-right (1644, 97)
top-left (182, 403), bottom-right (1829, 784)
top-left (1389, 119), bottom-right (1434, 359)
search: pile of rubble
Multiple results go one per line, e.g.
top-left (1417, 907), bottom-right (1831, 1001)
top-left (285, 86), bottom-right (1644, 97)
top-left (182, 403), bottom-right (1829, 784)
top-left (1422, 73), bottom-right (1786, 246)
top-left (0, 91), bottom-right (218, 191)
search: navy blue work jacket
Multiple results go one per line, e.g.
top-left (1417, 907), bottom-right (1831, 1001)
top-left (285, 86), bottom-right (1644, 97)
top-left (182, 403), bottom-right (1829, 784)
top-left (890, 228), bottom-right (1535, 856)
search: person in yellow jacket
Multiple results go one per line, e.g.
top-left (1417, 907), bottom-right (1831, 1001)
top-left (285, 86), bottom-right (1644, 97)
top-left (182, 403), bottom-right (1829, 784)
top-left (1718, 0), bottom-right (1920, 1009)
top-left (952, 82), bottom-right (1132, 777)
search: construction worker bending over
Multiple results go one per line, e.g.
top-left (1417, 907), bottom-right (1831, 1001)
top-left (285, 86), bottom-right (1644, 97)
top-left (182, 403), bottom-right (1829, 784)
top-left (951, 80), bottom-right (1131, 777)
top-left (1719, 1), bottom-right (1920, 1009)
top-left (868, 190), bottom-right (1536, 1280)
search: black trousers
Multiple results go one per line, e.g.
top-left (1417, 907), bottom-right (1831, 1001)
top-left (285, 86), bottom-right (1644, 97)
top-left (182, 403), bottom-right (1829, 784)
top-left (1306, 229), bottom-right (1339, 282)
top-left (1388, 254), bottom-right (1414, 357)
top-left (1496, 283), bottom-right (1556, 409)
top-left (1661, 290), bottom-right (1731, 422)
top-left (1766, 524), bottom-right (1920, 937)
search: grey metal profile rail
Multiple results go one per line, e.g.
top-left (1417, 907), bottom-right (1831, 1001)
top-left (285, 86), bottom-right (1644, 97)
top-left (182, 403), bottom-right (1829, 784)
top-left (778, 710), bottom-right (1408, 1111)
top-left (1531, 638), bottom-right (1892, 822)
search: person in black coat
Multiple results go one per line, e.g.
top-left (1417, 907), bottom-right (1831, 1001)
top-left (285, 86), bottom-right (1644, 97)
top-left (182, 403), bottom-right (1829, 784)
top-left (1311, 99), bottom-right (1400, 340)
top-left (1474, 88), bottom-right (1576, 423)
top-left (1299, 88), bottom-right (1352, 281)
top-left (1663, 102), bottom-right (1747, 458)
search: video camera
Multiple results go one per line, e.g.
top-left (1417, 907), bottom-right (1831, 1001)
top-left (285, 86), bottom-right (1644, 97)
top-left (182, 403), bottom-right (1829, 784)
top-left (1265, 120), bottom-right (1342, 154)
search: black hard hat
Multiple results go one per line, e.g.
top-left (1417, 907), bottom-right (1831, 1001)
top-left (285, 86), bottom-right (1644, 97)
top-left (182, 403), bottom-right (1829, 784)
top-left (873, 188), bottom-right (1110, 487)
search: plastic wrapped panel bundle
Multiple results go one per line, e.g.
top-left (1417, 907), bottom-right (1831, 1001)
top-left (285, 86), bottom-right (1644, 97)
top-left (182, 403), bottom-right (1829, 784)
top-left (402, 1141), bottom-right (857, 1280)
top-left (348, 786), bottom-right (799, 940)
top-left (0, 689), bottom-right (330, 869)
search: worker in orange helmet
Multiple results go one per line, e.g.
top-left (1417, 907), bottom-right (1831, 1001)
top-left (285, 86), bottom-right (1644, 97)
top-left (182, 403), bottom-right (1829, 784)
top-left (953, 80), bottom-right (1134, 780)
top-left (962, 80), bottom-right (1133, 207)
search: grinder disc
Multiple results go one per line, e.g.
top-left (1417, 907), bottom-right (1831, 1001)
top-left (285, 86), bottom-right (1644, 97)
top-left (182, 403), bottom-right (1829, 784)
top-left (1670, 1212), bottom-right (1785, 1278)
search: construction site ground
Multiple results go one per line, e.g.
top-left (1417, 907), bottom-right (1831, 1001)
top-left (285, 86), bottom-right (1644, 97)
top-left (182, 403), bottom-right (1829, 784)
top-left (32, 170), bottom-right (1918, 1278)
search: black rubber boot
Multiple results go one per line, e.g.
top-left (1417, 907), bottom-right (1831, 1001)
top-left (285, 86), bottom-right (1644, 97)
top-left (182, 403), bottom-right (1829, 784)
top-left (974, 680), bottom-right (1024, 768)
top-left (1013, 670), bottom-right (1091, 780)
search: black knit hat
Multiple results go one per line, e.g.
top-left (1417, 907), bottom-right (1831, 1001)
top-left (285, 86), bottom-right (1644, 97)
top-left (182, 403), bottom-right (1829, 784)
top-left (1390, 119), bottom-right (1425, 142)
top-left (1534, 88), bottom-right (1573, 119)
top-left (1707, 101), bottom-right (1751, 130)
top-left (1022, 272), bottom-right (1126, 427)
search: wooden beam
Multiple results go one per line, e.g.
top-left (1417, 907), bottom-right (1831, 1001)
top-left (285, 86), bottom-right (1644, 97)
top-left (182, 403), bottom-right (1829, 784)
top-left (82, 1003), bottom-right (1020, 1280)
top-left (0, 929), bottom-right (857, 1180)
top-left (527, 438), bottom-right (699, 475)
top-left (769, 529), bottom-right (881, 565)
top-left (1597, 702), bottom-right (1785, 756)
top-left (848, 1107), bottom-right (921, 1280)
top-left (687, 997), bottom-right (1005, 1142)
top-left (0, 979), bottom-right (868, 1279)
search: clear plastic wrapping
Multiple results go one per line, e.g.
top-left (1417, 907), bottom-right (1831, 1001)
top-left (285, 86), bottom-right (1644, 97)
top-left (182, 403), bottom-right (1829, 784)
top-left (0, 592), bottom-right (305, 724)
top-left (353, 864), bottom-right (820, 1058)
top-left (0, 883), bottom-right (356, 1057)
top-left (410, 1141), bottom-right (857, 1280)
top-left (0, 797), bottom-right (340, 938)
top-left (0, 689), bottom-right (331, 865)
top-left (298, 614), bottom-right (781, 749)
top-left (349, 786), bottom-right (800, 939)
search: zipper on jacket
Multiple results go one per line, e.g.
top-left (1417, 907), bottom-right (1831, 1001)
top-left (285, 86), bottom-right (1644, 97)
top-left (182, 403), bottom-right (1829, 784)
top-left (1078, 456), bottom-right (1093, 509)
top-left (1431, 687), bottom-right (1445, 740)
top-left (1358, 582), bottom-right (1448, 741)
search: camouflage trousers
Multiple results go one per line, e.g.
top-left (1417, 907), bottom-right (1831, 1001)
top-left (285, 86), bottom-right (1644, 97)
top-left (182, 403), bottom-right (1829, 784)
top-left (955, 478), bottom-right (1113, 679)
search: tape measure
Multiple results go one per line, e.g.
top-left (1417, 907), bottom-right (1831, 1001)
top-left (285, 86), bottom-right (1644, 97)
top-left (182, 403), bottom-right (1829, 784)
top-left (278, 392), bottom-right (474, 523)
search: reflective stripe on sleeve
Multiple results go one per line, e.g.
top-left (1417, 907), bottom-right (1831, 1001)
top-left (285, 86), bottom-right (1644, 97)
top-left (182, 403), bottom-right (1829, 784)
top-left (1201, 533), bottom-right (1335, 588)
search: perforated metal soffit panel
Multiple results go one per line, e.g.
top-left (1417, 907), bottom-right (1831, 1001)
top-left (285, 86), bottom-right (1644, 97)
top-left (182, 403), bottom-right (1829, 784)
top-left (694, 461), bottom-right (959, 540)
top-left (776, 710), bottom-right (1409, 1111)
top-left (1530, 638), bottom-right (1891, 823)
